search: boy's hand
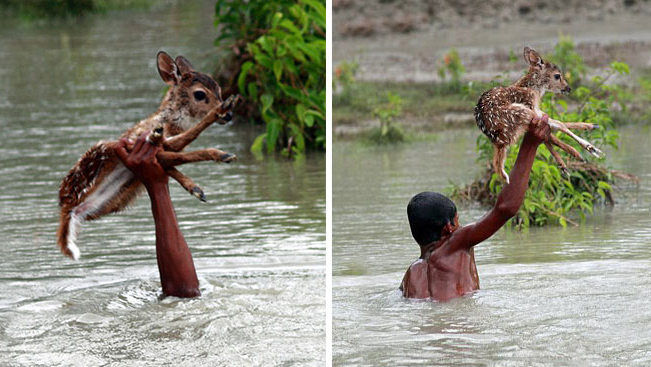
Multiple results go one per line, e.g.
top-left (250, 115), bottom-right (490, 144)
top-left (115, 132), bottom-right (168, 187)
top-left (526, 113), bottom-right (551, 145)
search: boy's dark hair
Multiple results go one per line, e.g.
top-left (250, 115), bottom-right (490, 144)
top-left (407, 192), bottom-right (457, 246)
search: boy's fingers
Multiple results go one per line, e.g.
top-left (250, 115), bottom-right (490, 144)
top-left (142, 140), bottom-right (159, 161)
top-left (115, 139), bottom-right (129, 164)
top-left (132, 132), bottom-right (149, 155)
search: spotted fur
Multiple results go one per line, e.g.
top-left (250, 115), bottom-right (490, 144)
top-left (474, 47), bottom-right (570, 183)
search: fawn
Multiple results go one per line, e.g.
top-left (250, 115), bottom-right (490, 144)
top-left (474, 47), bottom-right (603, 184)
top-left (57, 51), bottom-right (239, 260)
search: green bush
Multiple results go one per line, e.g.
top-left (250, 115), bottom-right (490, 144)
top-left (366, 92), bottom-right (404, 144)
top-left (437, 49), bottom-right (465, 91)
top-left (214, 0), bottom-right (325, 157)
top-left (452, 38), bottom-right (635, 228)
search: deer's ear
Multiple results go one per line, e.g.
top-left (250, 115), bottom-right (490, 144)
top-left (523, 47), bottom-right (543, 69)
top-left (174, 55), bottom-right (194, 75)
top-left (157, 51), bottom-right (180, 85)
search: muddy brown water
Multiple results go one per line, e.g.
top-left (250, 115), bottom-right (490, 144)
top-left (0, 2), bottom-right (324, 365)
top-left (333, 125), bottom-right (651, 365)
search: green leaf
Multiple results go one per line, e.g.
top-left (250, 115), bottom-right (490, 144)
top-left (261, 94), bottom-right (274, 114)
top-left (273, 59), bottom-right (283, 80)
top-left (610, 61), bottom-right (630, 75)
top-left (295, 103), bottom-right (306, 123)
top-left (238, 61), bottom-right (255, 94)
top-left (305, 114), bottom-right (314, 127)
top-left (251, 133), bottom-right (267, 154)
top-left (266, 118), bottom-right (282, 153)
top-left (247, 83), bottom-right (258, 101)
top-left (279, 19), bottom-right (301, 35)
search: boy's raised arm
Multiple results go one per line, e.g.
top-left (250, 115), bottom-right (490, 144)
top-left (444, 115), bottom-right (551, 254)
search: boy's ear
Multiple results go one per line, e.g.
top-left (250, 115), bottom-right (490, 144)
top-left (441, 222), bottom-right (454, 236)
top-left (523, 47), bottom-right (544, 69)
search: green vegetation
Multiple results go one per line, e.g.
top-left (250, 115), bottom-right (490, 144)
top-left (333, 80), bottom-right (477, 132)
top-left (214, 0), bottom-right (325, 158)
top-left (365, 92), bottom-right (405, 144)
top-left (0, 0), bottom-right (152, 19)
top-left (437, 48), bottom-right (465, 91)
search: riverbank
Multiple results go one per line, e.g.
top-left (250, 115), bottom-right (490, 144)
top-left (333, 11), bottom-right (651, 140)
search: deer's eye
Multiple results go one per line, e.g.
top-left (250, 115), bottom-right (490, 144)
top-left (193, 90), bottom-right (207, 101)
top-left (554, 74), bottom-right (561, 80)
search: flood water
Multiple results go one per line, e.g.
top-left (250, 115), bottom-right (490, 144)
top-left (0, 2), bottom-right (324, 365)
top-left (333, 125), bottom-right (651, 365)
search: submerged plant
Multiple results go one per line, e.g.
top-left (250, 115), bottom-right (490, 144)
top-left (437, 49), bottom-right (465, 91)
top-left (367, 92), bottom-right (405, 144)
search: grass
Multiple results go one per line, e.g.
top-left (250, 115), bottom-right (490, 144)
top-left (334, 70), bottom-right (651, 140)
top-left (333, 81), bottom-right (478, 133)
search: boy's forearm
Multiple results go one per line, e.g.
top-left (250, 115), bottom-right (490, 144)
top-left (146, 182), bottom-right (200, 297)
top-left (495, 134), bottom-right (540, 216)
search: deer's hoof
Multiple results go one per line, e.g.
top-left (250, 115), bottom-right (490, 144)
top-left (587, 145), bottom-right (604, 158)
top-left (191, 187), bottom-right (206, 202)
top-left (220, 153), bottom-right (237, 163)
top-left (217, 111), bottom-right (233, 125)
top-left (222, 95), bottom-right (237, 110)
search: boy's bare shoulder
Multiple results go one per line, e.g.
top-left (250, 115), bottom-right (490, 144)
top-left (401, 259), bottom-right (430, 299)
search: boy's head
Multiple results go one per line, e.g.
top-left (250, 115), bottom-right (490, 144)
top-left (407, 192), bottom-right (458, 247)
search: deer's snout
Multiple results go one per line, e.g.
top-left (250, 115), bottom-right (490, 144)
top-left (562, 86), bottom-right (571, 95)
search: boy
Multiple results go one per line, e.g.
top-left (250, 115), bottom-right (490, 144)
top-left (401, 114), bottom-right (551, 301)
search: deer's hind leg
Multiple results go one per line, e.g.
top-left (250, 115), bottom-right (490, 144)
top-left (548, 118), bottom-right (603, 158)
top-left (549, 134), bottom-right (583, 161)
top-left (544, 141), bottom-right (569, 177)
top-left (492, 145), bottom-right (510, 185)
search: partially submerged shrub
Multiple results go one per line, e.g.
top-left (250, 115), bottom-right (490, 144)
top-left (451, 37), bottom-right (636, 228)
top-left (367, 92), bottom-right (405, 144)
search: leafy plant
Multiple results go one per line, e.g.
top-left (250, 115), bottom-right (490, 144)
top-left (367, 92), bottom-right (405, 144)
top-left (334, 61), bottom-right (358, 89)
top-left (214, 0), bottom-right (325, 157)
top-left (437, 49), bottom-right (465, 91)
top-left (452, 38), bottom-right (636, 228)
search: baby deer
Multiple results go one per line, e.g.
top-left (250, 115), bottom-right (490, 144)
top-left (57, 51), bottom-right (239, 260)
top-left (475, 47), bottom-right (603, 184)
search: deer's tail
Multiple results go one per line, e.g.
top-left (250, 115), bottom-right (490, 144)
top-left (57, 207), bottom-right (82, 260)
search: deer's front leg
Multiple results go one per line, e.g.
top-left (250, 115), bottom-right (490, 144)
top-left (167, 167), bottom-right (206, 202)
top-left (163, 95), bottom-right (239, 152)
top-left (157, 148), bottom-right (237, 167)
